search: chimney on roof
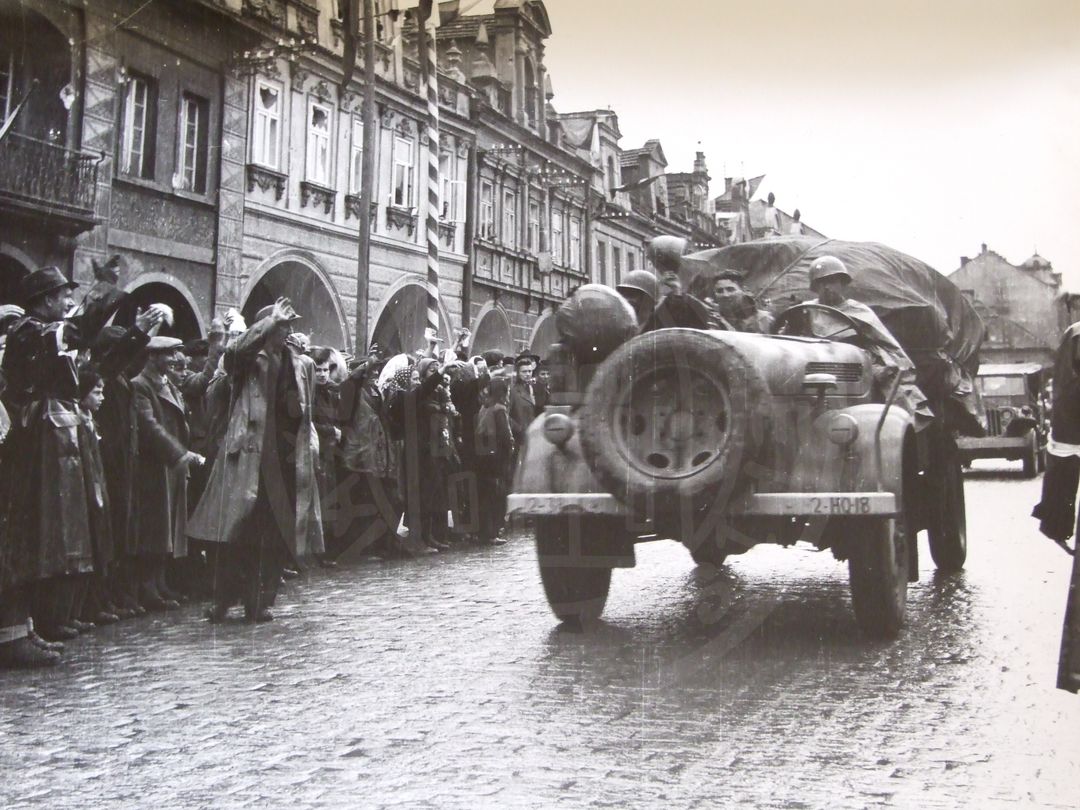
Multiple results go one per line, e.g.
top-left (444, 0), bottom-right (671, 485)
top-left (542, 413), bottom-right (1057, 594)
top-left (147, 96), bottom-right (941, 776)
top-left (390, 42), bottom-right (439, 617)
top-left (693, 152), bottom-right (707, 174)
top-left (960, 256), bottom-right (970, 267)
top-left (981, 242), bottom-right (988, 254)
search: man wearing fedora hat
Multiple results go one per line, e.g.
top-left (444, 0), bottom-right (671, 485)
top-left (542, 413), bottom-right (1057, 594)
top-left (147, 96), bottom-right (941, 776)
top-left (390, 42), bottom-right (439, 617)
top-left (132, 336), bottom-right (202, 610)
top-left (0, 264), bottom-right (128, 667)
top-left (188, 298), bottom-right (324, 622)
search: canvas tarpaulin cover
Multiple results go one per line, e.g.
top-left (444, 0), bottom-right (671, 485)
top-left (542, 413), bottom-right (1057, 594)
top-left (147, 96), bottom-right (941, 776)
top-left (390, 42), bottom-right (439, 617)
top-left (682, 237), bottom-right (987, 434)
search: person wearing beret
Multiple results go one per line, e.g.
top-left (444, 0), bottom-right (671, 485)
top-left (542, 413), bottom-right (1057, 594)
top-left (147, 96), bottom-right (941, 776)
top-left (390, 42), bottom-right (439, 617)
top-left (0, 265), bottom-right (128, 667)
top-left (132, 337), bottom-right (202, 610)
top-left (188, 298), bottom-right (324, 623)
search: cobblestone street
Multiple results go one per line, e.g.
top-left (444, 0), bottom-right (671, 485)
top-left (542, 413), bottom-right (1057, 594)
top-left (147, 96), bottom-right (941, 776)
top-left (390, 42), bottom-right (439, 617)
top-left (2, 463), bottom-right (1078, 809)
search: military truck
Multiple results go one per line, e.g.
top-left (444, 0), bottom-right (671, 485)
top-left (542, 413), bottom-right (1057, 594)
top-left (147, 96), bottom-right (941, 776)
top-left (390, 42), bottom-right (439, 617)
top-left (509, 237), bottom-right (983, 639)
top-left (957, 362), bottom-right (1046, 477)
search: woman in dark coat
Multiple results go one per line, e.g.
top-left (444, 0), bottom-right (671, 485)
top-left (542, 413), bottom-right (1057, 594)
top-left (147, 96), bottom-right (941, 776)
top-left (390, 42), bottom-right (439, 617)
top-left (474, 376), bottom-right (513, 545)
top-left (0, 267), bottom-right (127, 664)
top-left (385, 362), bottom-right (444, 551)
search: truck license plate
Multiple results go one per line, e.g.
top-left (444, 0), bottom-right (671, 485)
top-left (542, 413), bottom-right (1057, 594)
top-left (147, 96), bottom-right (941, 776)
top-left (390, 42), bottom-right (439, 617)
top-left (810, 495), bottom-right (872, 515)
top-left (746, 492), bottom-right (897, 516)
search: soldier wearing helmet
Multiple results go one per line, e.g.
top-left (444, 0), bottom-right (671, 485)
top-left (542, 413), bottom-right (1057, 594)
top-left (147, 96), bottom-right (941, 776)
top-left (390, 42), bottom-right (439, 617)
top-left (807, 255), bottom-right (903, 355)
top-left (805, 255), bottom-right (932, 425)
top-left (615, 269), bottom-right (660, 326)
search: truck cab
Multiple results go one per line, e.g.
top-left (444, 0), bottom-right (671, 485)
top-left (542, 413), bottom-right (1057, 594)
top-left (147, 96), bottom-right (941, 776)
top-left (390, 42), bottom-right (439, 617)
top-left (957, 362), bottom-right (1046, 476)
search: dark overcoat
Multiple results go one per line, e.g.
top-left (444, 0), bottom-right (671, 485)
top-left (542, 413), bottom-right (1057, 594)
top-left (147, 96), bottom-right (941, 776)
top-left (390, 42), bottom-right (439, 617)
top-left (94, 326), bottom-right (150, 559)
top-left (132, 370), bottom-right (190, 558)
top-left (0, 287), bottom-right (126, 590)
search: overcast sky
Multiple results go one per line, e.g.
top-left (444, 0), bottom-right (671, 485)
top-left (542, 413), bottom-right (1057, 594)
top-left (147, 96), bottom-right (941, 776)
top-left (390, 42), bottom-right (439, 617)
top-left (529, 0), bottom-right (1080, 286)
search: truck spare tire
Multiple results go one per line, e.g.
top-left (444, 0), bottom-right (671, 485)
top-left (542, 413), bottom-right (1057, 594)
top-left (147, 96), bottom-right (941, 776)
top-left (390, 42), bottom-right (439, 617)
top-left (579, 328), bottom-right (769, 515)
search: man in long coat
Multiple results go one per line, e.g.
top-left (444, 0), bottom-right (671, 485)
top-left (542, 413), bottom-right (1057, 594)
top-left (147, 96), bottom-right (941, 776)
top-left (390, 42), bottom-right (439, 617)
top-left (132, 337), bottom-right (199, 610)
top-left (188, 298), bottom-right (323, 622)
top-left (0, 266), bottom-right (126, 667)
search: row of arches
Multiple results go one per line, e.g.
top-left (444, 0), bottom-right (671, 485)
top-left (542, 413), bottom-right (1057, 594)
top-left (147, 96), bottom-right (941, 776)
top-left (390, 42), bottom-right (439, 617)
top-left (0, 250), bottom-right (557, 359)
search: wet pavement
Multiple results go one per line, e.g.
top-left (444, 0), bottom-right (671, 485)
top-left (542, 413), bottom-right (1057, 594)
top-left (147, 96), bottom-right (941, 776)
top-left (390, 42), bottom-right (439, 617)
top-left (2, 460), bottom-right (1078, 809)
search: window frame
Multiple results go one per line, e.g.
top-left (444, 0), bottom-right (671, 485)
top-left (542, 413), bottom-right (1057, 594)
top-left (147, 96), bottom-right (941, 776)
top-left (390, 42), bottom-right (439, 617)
top-left (502, 188), bottom-right (517, 248)
top-left (528, 200), bottom-right (541, 253)
top-left (438, 149), bottom-right (465, 222)
top-left (251, 78), bottom-right (283, 170)
top-left (568, 216), bottom-right (581, 270)
top-left (551, 208), bottom-right (564, 264)
top-left (479, 180), bottom-right (494, 238)
top-left (178, 91), bottom-right (209, 193)
top-left (305, 98), bottom-right (333, 187)
top-left (120, 72), bottom-right (156, 179)
top-left (349, 116), bottom-right (364, 195)
top-left (391, 134), bottom-right (415, 208)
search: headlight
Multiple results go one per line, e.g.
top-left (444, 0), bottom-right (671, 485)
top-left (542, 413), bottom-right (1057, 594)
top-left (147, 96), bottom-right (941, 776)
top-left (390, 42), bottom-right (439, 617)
top-left (824, 413), bottom-right (859, 446)
top-left (543, 412), bottom-right (574, 447)
top-left (1000, 408), bottom-right (1014, 425)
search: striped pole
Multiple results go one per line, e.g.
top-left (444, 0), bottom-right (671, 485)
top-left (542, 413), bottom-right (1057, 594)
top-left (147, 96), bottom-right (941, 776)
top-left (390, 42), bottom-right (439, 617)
top-left (420, 5), bottom-right (441, 342)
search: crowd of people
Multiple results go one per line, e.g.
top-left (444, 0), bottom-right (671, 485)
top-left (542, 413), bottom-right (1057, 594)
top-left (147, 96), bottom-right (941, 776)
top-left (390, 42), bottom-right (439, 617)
top-left (0, 259), bottom-right (549, 669)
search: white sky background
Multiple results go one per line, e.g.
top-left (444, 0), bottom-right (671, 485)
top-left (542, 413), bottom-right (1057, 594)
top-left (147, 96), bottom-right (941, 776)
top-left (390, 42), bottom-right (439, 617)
top-left (528, 0), bottom-right (1080, 285)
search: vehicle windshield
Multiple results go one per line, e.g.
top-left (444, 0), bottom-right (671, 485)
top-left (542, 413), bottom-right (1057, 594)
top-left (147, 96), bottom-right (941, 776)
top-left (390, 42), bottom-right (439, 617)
top-left (977, 375), bottom-right (1027, 397)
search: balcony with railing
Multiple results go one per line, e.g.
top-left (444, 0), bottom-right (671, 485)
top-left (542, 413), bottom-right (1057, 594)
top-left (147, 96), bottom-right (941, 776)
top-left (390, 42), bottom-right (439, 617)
top-left (0, 133), bottom-right (99, 229)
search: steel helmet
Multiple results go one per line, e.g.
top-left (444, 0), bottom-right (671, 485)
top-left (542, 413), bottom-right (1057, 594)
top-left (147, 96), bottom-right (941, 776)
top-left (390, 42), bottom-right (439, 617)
top-left (615, 269), bottom-right (660, 304)
top-left (646, 235), bottom-right (689, 275)
top-left (808, 255), bottom-right (852, 288)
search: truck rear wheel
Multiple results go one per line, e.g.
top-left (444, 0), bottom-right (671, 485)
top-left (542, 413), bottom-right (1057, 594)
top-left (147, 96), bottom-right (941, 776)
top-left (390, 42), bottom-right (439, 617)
top-left (1022, 430), bottom-right (1039, 478)
top-left (847, 517), bottom-right (908, 639)
top-left (928, 455), bottom-right (967, 572)
top-left (535, 516), bottom-right (614, 624)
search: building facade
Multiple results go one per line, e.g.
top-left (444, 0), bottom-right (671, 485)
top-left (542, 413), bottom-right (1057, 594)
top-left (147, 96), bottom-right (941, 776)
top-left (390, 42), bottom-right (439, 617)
top-left (1, 0), bottom-right (733, 360)
top-left (949, 243), bottom-right (1067, 368)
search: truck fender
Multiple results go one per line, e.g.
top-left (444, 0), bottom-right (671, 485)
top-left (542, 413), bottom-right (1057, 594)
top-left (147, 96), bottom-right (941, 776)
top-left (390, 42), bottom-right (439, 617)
top-left (834, 404), bottom-right (914, 502)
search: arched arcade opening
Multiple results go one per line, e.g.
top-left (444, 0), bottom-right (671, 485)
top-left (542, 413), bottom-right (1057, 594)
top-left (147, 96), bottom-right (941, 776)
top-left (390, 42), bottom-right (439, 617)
top-left (529, 311), bottom-right (559, 361)
top-left (116, 281), bottom-right (202, 341)
top-left (370, 281), bottom-right (451, 357)
top-left (242, 259), bottom-right (348, 351)
top-left (471, 304), bottom-right (515, 356)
